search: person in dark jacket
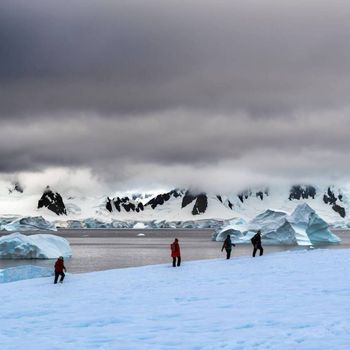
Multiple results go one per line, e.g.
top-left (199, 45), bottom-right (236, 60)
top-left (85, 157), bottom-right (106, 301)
top-left (221, 234), bottom-right (236, 259)
top-left (251, 230), bottom-right (264, 257)
top-left (170, 238), bottom-right (181, 267)
top-left (54, 256), bottom-right (67, 284)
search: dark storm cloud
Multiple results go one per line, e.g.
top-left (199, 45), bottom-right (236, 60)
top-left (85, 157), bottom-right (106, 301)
top-left (1, 0), bottom-right (350, 116)
top-left (0, 111), bottom-right (350, 190)
top-left (1, 0), bottom-right (350, 189)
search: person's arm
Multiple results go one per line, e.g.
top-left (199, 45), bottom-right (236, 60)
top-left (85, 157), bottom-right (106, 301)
top-left (63, 264), bottom-right (67, 272)
top-left (232, 243), bottom-right (236, 247)
top-left (221, 241), bottom-right (225, 251)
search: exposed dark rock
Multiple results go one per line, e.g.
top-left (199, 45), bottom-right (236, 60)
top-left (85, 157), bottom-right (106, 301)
top-left (181, 190), bottom-right (197, 208)
top-left (38, 186), bottom-right (67, 215)
top-left (238, 188), bottom-right (269, 203)
top-left (137, 203), bottom-right (144, 212)
top-left (9, 182), bottom-right (24, 194)
top-left (323, 187), bottom-right (346, 217)
top-left (180, 191), bottom-right (208, 215)
top-left (192, 194), bottom-right (208, 215)
top-left (332, 204), bottom-right (346, 218)
top-left (323, 187), bottom-right (337, 205)
top-left (216, 195), bottom-right (222, 203)
top-left (227, 200), bottom-right (233, 210)
top-left (106, 197), bottom-right (113, 212)
top-left (256, 192), bottom-right (264, 200)
top-left (238, 189), bottom-right (252, 203)
top-left (107, 196), bottom-right (144, 213)
top-left (122, 202), bottom-right (135, 212)
top-left (145, 189), bottom-right (182, 209)
top-left (289, 185), bottom-right (316, 200)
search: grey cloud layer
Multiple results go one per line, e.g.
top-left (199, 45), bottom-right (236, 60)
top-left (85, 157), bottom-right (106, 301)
top-left (1, 0), bottom-right (350, 116)
top-left (0, 112), bottom-right (349, 189)
top-left (1, 0), bottom-right (350, 189)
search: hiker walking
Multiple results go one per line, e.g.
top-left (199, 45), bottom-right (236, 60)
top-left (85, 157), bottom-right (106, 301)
top-left (170, 238), bottom-right (181, 267)
top-left (221, 234), bottom-right (236, 259)
top-left (251, 230), bottom-right (264, 257)
top-left (54, 256), bottom-right (67, 284)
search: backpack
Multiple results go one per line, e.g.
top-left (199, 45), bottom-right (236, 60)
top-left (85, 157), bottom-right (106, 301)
top-left (251, 234), bottom-right (258, 244)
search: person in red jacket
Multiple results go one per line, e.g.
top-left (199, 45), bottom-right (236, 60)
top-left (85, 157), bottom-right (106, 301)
top-left (170, 238), bottom-right (181, 267)
top-left (54, 256), bottom-right (67, 284)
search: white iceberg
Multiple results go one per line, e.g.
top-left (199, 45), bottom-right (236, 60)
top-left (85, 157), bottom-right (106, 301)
top-left (288, 203), bottom-right (341, 244)
top-left (3, 216), bottom-right (57, 232)
top-left (0, 233), bottom-right (72, 259)
top-left (133, 222), bottom-right (147, 229)
top-left (0, 265), bottom-right (53, 283)
top-left (215, 204), bottom-right (340, 246)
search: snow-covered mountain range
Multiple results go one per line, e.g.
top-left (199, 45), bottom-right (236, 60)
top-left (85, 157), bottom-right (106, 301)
top-left (1, 182), bottom-right (350, 226)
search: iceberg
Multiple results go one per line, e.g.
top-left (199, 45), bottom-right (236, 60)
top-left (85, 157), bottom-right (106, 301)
top-left (215, 204), bottom-right (340, 246)
top-left (288, 203), bottom-right (341, 244)
top-left (0, 233), bottom-right (72, 259)
top-left (3, 216), bottom-right (57, 232)
top-left (83, 218), bottom-right (113, 229)
top-left (133, 222), bottom-right (147, 229)
top-left (0, 265), bottom-right (53, 283)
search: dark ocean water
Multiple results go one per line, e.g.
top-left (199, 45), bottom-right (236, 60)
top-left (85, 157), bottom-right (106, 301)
top-left (0, 229), bottom-right (349, 273)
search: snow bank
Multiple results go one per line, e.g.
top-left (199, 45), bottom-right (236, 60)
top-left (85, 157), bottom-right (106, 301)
top-left (3, 216), bottom-right (57, 232)
top-left (0, 249), bottom-right (350, 349)
top-left (0, 233), bottom-right (72, 259)
top-left (215, 204), bottom-right (341, 245)
top-left (0, 265), bottom-right (53, 283)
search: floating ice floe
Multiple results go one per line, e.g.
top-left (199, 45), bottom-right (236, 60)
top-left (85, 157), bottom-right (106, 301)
top-left (133, 222), bottom-right (147, 229)
top-left (3, 216), bottom-right (57, 232)
top-left (215, 203), bottom-right (341, 245)
top-left (0, 265), bottom-right (53, 283)
top-left (0, 233), bottom-right (72, 259)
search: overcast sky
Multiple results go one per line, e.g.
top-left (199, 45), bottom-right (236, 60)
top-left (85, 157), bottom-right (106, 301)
top-left (1, 0), bottom-right (350, 193)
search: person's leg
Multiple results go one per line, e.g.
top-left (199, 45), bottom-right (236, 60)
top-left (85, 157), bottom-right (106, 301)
top-left (54, 272), bottom-right (59, 284)
top-left (59, 272), bottom-right (65, 282)
top-left (177, 256), bottom-right (181, 266)
top-left (259, 246), bottom-right (264, 256)
top-left (172, 257), bottom-right (176, 267)
top-left (252, 245), bottom-right (257, 257)
top-left (226, 249), bottom-right (231, 259)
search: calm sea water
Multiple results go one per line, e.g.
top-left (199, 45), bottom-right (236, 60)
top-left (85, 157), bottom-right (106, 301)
top-left (0, 229), bottom-right (349, 273)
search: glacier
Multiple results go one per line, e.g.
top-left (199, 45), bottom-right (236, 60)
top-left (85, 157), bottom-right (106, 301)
top-left (0, 233), bottom-right (72, 259)
top-left (0, 265), bottom-right (53, 283)
top-left (215, 203), bottom-right (341, 246)
top-left (3, 216), bottom-right (57, 232)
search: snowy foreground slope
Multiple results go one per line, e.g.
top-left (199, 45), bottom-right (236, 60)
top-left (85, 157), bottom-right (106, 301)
top-left (1, 249), bottom-right (350, 350)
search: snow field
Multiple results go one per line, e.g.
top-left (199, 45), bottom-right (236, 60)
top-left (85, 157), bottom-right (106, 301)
top-left (0, 249), bottom-right (350, 349)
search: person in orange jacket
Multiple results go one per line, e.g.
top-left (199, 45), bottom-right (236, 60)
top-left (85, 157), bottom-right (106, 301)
top-left (54, 256), bottom-right (67, 284)
top-left (170, 238), bottom-right (181, 267)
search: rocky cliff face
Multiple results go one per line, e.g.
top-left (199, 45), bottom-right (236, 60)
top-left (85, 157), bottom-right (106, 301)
top-left (106, 196), bottom-right (144, 213)
top-left (288, 185), bottom-right (346, 218)
top-left (145, 190), bottom-right (182, 209)
top-left (289, 185), bottom-right (316, 200)
top-left (37, 186), bottom-right (67, 215)
top-left (323, 187), bottom-right (346, 218)
top-left (35, 184), bottom-right (348, 220)
top-left (237, 188), bottom-right (269, 203)
top-left (182, 191), bottom-right (208, 215)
